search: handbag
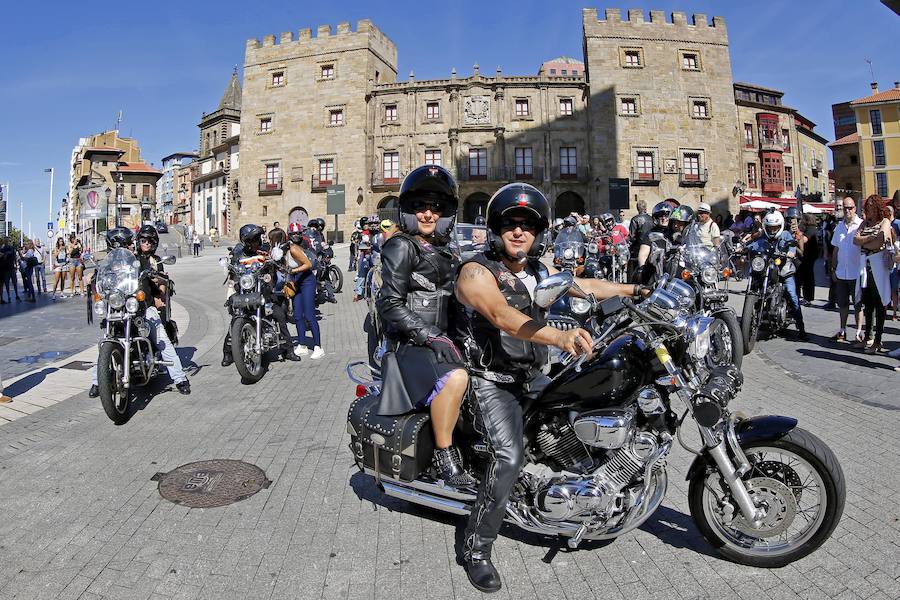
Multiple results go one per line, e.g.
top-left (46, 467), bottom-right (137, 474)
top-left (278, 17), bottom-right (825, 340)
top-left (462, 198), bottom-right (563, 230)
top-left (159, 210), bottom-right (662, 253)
top-left (283, 280), bottom-right (297, 299)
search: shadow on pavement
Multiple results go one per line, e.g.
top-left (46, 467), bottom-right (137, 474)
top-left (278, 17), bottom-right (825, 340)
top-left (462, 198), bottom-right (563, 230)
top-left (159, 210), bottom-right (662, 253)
top-left (4, 367), bottom-right (59, 396)
top-left (797, 347), bottom-right (895, 370)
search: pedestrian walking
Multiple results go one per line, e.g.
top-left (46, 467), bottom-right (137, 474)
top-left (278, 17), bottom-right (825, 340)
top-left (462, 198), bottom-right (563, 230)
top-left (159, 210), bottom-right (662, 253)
top-left (51, 237), bottom-right (69, 296)
top-left (829, 198), bottom-right (864, 343)
top-left (67, 234), bottom-right (85, 296)
top-left (853, 194), bottom-right (893, 353)
top-left (32, 239), bottom-right (47, 295)
top-left (192, 232), bottom-right (201, 257)
top-left (0, 237), bottom-right (21, 302)
top-left (17, 241), bottom-right (37, 302)
top-left (888, 205), bottom-right (900, 320)
top-left (209, 226), bottom-right (219, 247)
top-left (286, 224), bottom-right (323, 359)
top-left (353, 240), bottom-right (373, 301)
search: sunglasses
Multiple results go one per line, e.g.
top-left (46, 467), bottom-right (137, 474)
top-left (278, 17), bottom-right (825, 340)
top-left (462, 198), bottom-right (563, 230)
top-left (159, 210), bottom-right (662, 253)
top-left (410, 200), bottom-right (446, 213)
top-left (139, 238), bottom-right (154, 244)
top-left (499, 217), bottom-right (540, 233)
top-left (842, 205), bottom-right (854, 210)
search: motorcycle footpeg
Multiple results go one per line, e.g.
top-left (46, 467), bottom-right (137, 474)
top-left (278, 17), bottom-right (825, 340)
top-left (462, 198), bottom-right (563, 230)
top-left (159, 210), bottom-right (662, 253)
top-left (157, 360), bottom-right (174, 367)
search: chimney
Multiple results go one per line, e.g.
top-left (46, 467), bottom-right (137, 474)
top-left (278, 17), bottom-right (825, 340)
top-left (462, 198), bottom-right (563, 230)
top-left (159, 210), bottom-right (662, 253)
top-left (870, 82), bottom-right (879, 94)
top-left (894, 81), bottom-right (899, 90)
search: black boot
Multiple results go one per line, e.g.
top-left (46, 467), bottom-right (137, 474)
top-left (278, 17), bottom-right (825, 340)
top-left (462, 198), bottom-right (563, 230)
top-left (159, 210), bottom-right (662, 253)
top-left (88, 384), bottom-right (99, 398)
top-left (222, 335), bottom-right (234, 367)
top-left (432, 446), bottom-right (477, 487)
top-left (281, 346), bottom-right (301, 362)
top-left (464, 551), bottom-right (501, 593)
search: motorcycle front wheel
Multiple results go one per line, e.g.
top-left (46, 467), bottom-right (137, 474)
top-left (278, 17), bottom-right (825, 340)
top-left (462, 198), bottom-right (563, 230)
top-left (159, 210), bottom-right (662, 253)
top-left (231, 317), bottom-right (266, 383)
top-left (688, 428), bottom-right (845, 568)
top-left (327, 265), bottom-right (344, 293)
top-left (97, 341), bottom-right (129, 425)
top-left (740, 293), bottom-right (760, 354)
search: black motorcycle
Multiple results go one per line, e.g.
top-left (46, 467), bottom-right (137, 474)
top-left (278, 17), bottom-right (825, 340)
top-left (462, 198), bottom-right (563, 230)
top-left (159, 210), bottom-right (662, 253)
top-left (583, 237), bottom-right (629, 283)
top-left (740, 244), bottom-right (798, 353)
top-left (317, 246), bottom-right (343, 294)
top-left (91, 248), bottom-right (177, 424)
top-left (220, 247), bottom-right (290, 383)
top-left (347, 272), bottom-right (844, 567)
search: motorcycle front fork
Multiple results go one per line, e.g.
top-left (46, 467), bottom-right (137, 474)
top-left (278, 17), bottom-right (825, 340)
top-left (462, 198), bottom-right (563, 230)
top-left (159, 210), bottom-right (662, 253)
top-left (698, 422), bottom-right (764, 524)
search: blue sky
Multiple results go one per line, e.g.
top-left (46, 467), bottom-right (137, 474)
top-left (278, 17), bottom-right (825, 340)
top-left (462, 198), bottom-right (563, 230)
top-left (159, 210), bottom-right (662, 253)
top-left (2, 0), bottom-right (898, 234)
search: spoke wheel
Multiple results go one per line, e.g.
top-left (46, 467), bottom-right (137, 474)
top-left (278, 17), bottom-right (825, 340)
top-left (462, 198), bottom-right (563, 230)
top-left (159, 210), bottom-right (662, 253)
top-left (707, 313), bottom-right (743, 369)
top-left (689, 428), bottom-right (845, 568)
top-left (327, 265), bottom-right (343, 293)
top-left (231, 318), bottom-right (266, 383)
top-left (97, 342), bottom-right (129, 424)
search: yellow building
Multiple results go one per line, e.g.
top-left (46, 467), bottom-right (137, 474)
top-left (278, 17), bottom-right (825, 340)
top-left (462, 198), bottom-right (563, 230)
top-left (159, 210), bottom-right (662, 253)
top-left (851, 82), bottom-right (900, 199)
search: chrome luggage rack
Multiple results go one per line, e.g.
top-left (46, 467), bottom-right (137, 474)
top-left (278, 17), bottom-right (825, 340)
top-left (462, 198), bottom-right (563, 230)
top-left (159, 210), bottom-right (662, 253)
top-left (346, 360), bottom-right (382, 396)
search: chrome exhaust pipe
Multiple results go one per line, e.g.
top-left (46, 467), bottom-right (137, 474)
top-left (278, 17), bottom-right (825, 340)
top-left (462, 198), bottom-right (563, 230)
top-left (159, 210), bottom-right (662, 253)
top-left (381, 481), bottom-right (472, 516)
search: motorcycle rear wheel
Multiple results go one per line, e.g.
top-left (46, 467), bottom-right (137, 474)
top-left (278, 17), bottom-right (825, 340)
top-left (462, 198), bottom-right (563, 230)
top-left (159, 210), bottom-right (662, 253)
top-left (327, 265), bottom-right (344, 293)
top-left (688, 428), bottom-right (845, 568)
top-left (97, 342), bottom-right (129, 425)
top-left (740, 293), bottom-right (759, 354)
top-left (231, 317), bottom-right (266, 383)
top-left (707, 312), bottom-right (743, 369)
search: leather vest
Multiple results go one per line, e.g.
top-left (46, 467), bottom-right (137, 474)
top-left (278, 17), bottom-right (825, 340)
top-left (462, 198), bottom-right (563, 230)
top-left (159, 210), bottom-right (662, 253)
top-left (457, 253), bottom-right (549, 374)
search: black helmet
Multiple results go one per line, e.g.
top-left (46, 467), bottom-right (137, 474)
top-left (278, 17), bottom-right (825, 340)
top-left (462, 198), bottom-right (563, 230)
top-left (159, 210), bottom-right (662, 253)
top-left (651, 201), bottom-right (672, 226)
top-left (563, 215), bottom-right (577, 227)
top-left (310, 218), bottom-right (325, 230)
top-left (136, 224), bottom-right (159, 253)
top-left (105, 227), bottom-right (134, 250)
top-left (785, 206), bottom-right (801, 221)
top-left (359, 216), bottom-right (369, 228)
top-left (670, 205), bottom-right (695, 224)
top-left (599, 212), bottom-right (615, 231)
top-left (486, 183), bottom-right (551, 259)
top-left (397, 165), bottom-right (459, 236)
top-left (239, 223), bottom-right (265, 249)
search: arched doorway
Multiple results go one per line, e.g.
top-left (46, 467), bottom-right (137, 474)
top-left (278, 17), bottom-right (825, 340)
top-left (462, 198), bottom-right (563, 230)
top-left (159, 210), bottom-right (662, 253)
top-left (555, 191), bottom-right (584, 218)
top-left (288, 206), bottom-right (309, 227)
top-left (463, 192), bottom-right (491, 224)
top-left (377, 195), bottom-right (400, 223)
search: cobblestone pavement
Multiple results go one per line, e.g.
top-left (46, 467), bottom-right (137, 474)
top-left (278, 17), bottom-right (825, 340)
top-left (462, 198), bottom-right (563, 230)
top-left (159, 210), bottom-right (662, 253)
top-left (0, 247), bottom-right (899, 600)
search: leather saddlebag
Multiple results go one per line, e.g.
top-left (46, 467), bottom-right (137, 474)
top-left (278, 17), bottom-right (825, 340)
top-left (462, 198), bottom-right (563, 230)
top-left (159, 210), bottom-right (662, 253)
top-left (347, 394), bottom-right (434, 482)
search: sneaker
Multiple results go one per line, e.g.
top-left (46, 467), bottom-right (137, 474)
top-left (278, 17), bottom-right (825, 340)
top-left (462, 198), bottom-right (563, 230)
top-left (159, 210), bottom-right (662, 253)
top-left (310, 346), bottom-right (325, 359)
top-left (294, 345), bottom-right (309, 356)
top-left (829, 330), bottom-right (846, 343)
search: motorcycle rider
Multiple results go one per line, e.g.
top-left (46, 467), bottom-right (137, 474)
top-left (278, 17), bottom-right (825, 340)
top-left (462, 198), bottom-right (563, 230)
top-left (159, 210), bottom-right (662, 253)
top-left (628, 199), bottom-right (652, 280)
top-left (455, 183), bottom-right (648, 592)
top-left (376, 164), bottom-right (477, 489)
top-left (635, 201), bottom-right (674, 283)
top-left (306, 218), bottom-right (328, 254)
top-left (669, 205), bottom-right (696, 245)
top-left (221, 224), bottom-right (300, 367)
top-left (748, 210), bottom-right (808, 340)
top-left (88, 226), bottom-right (191, 397)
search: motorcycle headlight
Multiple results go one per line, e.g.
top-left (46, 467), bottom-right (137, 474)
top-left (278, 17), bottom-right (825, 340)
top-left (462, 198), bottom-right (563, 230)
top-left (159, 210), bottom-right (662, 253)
top-left (263, 273), bottom-right (272, 284)
top-left (563, 248), bottom-right (574, 260)
top-left (125, 297), bottom-right (139, 313)
top-left (93, 300), bottom-right (106, 316)
top-left (108, 290), bottom-right (126, 310)
top-left (239, 274), bottom-right (255, 290)
top-left (685, 316), bottom-right (713, 360)
top-left (701, 265), bottom-right (718, 285)
top-left (751, 256), bottom-right (766, 272)
top-left (570, 297), bottom-right (591, 314)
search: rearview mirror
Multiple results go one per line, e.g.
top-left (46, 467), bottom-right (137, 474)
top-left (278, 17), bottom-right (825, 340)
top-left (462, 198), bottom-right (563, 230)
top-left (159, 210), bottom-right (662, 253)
top-left (161, 255), bottom-right (176, 265)
top-left (534, 271), bottom-right (574, 308)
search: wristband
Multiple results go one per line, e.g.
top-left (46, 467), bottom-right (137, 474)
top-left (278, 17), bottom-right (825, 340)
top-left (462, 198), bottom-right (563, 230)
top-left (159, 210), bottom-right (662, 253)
top-left (632, 283), bottom-right (641, 298)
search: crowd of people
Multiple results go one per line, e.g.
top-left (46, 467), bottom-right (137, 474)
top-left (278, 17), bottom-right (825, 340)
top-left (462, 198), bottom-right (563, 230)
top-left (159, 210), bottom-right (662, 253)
top-left (0, 233), bottom-right (88, 303)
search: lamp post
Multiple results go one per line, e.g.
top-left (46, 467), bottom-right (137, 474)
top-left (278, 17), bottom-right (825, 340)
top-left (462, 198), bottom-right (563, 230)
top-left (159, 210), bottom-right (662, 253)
top-left (106, 185), bottom-right (115, 227)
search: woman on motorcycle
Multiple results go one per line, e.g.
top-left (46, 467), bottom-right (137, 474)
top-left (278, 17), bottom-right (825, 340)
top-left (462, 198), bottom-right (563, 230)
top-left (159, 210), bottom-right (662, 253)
top-left (286, 223), bottom-right (323, 359)
top-left (376, 165), bottom-right (475, 487)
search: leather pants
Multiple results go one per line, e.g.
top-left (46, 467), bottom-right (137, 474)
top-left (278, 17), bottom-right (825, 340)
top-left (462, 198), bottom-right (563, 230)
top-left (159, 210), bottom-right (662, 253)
top-left (463, 372), bottom-right (549, 560)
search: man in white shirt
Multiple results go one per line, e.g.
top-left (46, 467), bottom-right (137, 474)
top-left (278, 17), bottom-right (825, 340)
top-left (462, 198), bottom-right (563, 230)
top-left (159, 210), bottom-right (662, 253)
top-left (830, 197), bottom-right (864, 342)
top-left (695, 203), bottom-right (720, 249)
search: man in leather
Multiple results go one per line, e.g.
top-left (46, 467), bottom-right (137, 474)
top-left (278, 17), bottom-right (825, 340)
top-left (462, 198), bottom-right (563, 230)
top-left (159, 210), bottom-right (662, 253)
top-left (455, 183), bottom-right (648, 593)
top-left (636, 200), bottom-right (675, 284)
top-left (376, 164), bottom-right (476, 488)
top-left (221, 223), bottom-right (299, 366)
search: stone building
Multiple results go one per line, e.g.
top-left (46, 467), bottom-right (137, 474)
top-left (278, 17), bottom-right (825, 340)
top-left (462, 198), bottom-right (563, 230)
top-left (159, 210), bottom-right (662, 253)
top-left (190, 70), bottom-right (241, 235)
top-left (174, 162), bottom-right (195, 225)
top-left (794, 113), bottom-right (830, 202)
top-left (157, 152), bottom-right (197, 225)
top-left (829, 133), bottom-right (863, 201)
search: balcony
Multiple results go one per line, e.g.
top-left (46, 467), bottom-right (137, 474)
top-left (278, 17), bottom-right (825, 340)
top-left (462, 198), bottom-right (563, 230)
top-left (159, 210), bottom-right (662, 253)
top-left (630, 167), bottom-right (661, 185)
top-left (811, 159), bottom-right (823, 174)
top-left (678, 168), bottom-right (708, 187)
top-left (258, 178), bottom-right (283, 195)
top-left (371, 171), bottom-right (406, 190)
top-left (758, 130), bottom-right (784, 152)
top-left (311, 174), bottom-right (338, 192)
top-left (761, 176), bottom-right (785, 194)
top-left (457, 166), bottom-right (544, 182)
top-left (551, 166), bottom-right (590, 183)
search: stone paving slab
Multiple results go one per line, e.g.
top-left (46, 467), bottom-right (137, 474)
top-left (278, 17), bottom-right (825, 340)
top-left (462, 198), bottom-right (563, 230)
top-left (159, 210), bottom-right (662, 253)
top-left (0, 246), bottom-right (898, 599)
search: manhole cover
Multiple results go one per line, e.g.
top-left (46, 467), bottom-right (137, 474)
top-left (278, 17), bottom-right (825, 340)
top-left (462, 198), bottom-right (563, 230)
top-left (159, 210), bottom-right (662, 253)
top-left (153, 460), bottom-right (271, 508)
top-left (61, 360), bottom-right (93, 371)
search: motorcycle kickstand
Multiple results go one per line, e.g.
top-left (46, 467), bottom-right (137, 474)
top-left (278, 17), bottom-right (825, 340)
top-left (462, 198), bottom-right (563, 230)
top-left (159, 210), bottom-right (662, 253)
top-left (567, 524), bottom-right (588, 549)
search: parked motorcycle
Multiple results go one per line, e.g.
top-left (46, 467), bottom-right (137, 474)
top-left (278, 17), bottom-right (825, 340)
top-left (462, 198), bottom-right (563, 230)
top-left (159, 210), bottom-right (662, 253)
top-left (91, 248), bottom-right (177, 424)
top-left (220, 246), bottom-right (289, 383)
top-left (318, 247), bottom-right (344, 294)
top-left (347, 272), bottom-right (844, 567)
top-left (583, 237), bottom-right (629, 283)
top-left (740, 244), bottom-right (797, 353)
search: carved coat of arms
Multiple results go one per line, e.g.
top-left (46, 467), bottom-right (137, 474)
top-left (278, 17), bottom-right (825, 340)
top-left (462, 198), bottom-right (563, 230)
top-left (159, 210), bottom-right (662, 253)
top-left (464, 96), bottom-right (491, 125)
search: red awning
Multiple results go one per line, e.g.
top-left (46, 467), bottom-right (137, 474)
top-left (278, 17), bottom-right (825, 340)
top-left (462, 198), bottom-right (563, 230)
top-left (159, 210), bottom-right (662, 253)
top-left (739, 196), bottom-right (835, 213)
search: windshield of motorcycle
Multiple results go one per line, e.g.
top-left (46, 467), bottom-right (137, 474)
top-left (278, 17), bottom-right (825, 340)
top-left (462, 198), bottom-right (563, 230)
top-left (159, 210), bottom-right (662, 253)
top-left (96, 248), bottom-right (140, 295)
top-left (452, 224), bottom-right (489, 258)
top-left (682, 243), bottom-right (719, 269)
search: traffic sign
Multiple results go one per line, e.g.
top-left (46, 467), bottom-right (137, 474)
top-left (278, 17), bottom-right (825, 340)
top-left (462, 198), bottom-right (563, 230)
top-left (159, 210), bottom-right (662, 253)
top-left (47, 221), bottom-right (53, 230)
top-left (47, 230), bottom-right (55, 239)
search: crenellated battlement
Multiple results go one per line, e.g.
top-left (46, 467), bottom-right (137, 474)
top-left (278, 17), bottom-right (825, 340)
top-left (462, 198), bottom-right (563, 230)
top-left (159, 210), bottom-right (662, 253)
top-left (245, 19), bottom-right (398, 69)
top-left (582, 7), bottom-right (727, 45)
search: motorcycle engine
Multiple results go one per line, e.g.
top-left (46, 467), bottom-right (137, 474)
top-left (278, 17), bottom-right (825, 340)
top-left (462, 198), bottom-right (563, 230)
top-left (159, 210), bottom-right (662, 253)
top-left (535, 416), bottom-right (595, 473)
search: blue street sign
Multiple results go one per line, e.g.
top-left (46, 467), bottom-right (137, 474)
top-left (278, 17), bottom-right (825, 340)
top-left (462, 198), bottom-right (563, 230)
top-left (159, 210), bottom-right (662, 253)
top-left (47, 221), bottom-right (53, 230)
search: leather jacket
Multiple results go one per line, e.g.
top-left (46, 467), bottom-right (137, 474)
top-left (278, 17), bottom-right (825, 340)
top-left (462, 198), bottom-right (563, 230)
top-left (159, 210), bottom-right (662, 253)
top-left (376, 233), bottom-right (456, 345)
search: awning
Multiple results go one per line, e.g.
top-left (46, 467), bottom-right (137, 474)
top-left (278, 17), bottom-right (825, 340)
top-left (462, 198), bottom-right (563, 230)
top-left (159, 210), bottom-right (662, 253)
top-left (739, 196), bottom-right (835, 213)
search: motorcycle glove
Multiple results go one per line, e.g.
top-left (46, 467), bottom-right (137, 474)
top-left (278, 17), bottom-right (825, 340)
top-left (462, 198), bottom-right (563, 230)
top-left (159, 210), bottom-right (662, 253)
top-left (418, 326), bottom-right (463, 364)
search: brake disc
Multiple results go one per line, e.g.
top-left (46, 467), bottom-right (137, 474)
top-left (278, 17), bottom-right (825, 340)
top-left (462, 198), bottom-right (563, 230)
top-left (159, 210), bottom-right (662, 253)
top-left (730, 477), bottom-right (798, 538)
top-left (753, 460), bottom-right (804, 502)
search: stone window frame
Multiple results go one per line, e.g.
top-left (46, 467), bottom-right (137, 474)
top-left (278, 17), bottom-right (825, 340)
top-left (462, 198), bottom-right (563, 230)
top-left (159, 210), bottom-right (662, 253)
top-left (327, 104), bottom-right (346, 128)
top-left (747, 162), bottom-right (758, 188)
top-left (744, 123), bottom-right (755, 147)
top-left (514, 146), bottom-right (534, 177)
top-left (317, 62), bottom-right (337, 82)
top-left (558, 97), bottom-right (574, 117)
top-left (513, 97), bottom-right (533, 120)
top-left (679, 148), bottom-right (706, 180)
top-left (617, 94), bottom-right (641, 117)
top-left (424, 148), bottom-right (442, 167)
top-left (317, 157), bottom-right (336, 184)
top-left (424, 100), bottom-right (442, 123)
top-left (257, 113), bottom-right (274, 135)
top-left (689, 97), bottom-right (712, 120)
top-left (263, 162), bottom-right (281, 185)
top-left (631, 146), bottom-right (660, 178)
top-left (268, 69), bottom-right (287, 88)
top-left (383, 103), bottom-right (400, 125)
top-left (620, 47), bottom-right (644, 69)
top-left (679, 49), bottom-right (702, 72)
top-left (382, 151), bottom-right (401, 182)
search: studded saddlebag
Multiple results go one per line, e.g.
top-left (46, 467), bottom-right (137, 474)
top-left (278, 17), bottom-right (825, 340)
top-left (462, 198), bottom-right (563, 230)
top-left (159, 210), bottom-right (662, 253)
top-left (347, 394), bottom-right (434, 483)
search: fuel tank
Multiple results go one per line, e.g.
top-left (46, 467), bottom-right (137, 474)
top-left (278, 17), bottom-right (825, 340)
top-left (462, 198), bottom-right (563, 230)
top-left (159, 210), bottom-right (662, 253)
top-left (537, 333), bottom-right (652, 412)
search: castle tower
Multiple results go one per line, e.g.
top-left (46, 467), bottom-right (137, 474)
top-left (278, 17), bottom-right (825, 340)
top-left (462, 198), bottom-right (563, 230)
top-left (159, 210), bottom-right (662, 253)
top-left (582, 8), bottom-right (741, 214)
top-left (238, 20), bottom-right (399, 235)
